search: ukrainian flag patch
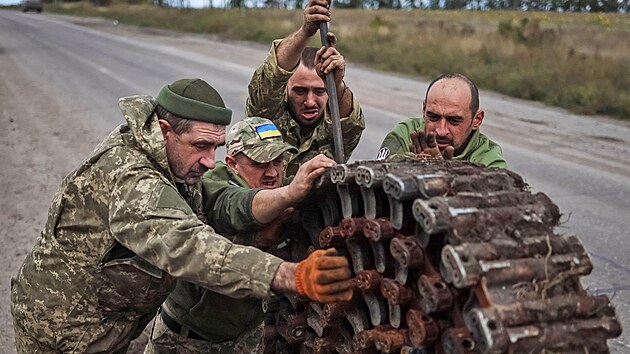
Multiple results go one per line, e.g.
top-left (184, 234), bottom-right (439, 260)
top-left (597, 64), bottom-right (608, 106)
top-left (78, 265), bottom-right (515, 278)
top-left (255, 123), bottom-right (282, 139)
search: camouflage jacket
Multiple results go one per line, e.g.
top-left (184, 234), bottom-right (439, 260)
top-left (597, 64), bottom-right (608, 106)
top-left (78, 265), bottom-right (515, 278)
top-left (10, 96), bottom-right (283, 353)
top-left (379, 117), bottom-right (507, 168)
top-left (165, 162), bottom-right (267, 343)
top-left (245, 39), bottom-right (365, 176)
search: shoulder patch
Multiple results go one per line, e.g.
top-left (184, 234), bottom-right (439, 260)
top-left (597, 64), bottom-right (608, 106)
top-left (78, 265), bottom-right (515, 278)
top-left (376, 147), bottom-right (390, 160)
top-left (156, 185), bottom-right (194, 214)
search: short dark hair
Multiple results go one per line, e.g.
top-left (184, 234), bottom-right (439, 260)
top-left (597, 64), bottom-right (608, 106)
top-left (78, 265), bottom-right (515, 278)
top-left (155, 105), bottom-right (194, 135)
top-left (299, 47), bottom-right (318, 70)
top-left (425, 73), bottom-right (480, 115)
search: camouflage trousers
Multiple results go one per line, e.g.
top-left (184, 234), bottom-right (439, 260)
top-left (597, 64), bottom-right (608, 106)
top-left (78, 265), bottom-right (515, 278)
top-left (13, 319), bottom-right (131, 354)
top-left (13, 319), bottom-right (59, 354)
top-left (143, 309), bottom-right (264, 354)
top-left (12, 309), bottom-right (139, 354)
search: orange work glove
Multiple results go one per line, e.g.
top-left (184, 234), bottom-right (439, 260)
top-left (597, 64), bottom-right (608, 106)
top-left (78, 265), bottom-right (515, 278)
top-left (295, 248), bottom-right (354, 303)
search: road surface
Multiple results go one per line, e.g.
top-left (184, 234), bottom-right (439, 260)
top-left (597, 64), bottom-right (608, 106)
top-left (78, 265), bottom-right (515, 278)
top-left (1, 10), bottom-right (629, 353)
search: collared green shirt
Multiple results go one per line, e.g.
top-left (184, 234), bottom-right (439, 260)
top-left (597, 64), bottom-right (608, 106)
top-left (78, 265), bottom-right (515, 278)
top-left (201, 162), bottom-right (263, 240)
top-left (165, 162), bottom-right (288, 343)
top-left (246, 39), bottom-right (366, 176)
top-left (379, 117), bottom-right (507, 168)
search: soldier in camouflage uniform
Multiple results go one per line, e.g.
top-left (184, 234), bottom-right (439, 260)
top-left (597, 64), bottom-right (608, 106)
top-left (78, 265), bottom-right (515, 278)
top-left (246, 0), bottom-right (365, 176)
top-left (144, 117), bottom-right (335, 353)
top-left (11, 79), bottom-right (354, 354)
top-left (377, 73), bottom-right (507, 168)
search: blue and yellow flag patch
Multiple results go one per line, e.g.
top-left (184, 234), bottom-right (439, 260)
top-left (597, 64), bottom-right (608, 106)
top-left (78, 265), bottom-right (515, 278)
top-left (255, 123), bottom-right (282, 139)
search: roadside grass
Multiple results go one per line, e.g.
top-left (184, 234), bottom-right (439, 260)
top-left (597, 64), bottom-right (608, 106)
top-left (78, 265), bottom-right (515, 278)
top-left (45, 2), bottom-right (630, 120)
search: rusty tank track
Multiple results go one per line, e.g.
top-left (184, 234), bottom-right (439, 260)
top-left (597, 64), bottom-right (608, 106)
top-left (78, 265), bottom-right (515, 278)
top-left (265, 159), bottom-right (622, 354)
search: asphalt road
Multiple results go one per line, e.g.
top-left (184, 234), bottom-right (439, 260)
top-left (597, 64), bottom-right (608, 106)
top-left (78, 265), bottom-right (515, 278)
top-left (1, 9), bottom-right (629, 353)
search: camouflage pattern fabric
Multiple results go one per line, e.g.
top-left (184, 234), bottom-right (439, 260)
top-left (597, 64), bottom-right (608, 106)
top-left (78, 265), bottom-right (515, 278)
top-left (378, 117), bottom-right (508, 168)
top-left (150, 162), bottom-right (286, 350)
top-left (143, 309), bottom-right (264, 354)
top-left (245, 39), bottom-right (365, 176)
top-left (226, 116), bottom-right (297, 163)
top-left (10, 96), bottom-right (283, 353)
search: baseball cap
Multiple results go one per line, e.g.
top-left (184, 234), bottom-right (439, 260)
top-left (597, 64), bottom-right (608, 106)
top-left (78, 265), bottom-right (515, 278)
top-left (227, 117), bottom-right (298, 163)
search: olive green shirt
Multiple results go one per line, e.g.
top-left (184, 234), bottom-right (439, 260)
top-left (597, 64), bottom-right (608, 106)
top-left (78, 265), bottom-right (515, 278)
top-left (246, 39), bottom-right (365, 176)
top-left (379, 117), bottom-right (507, 168)
top-left (165, 162), bottom-right (288, 343)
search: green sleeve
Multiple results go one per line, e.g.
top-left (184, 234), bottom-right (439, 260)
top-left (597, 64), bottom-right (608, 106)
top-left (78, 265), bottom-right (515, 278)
top-left (476, 144), bottom-right (508, 169)
top-left (108, 164), bottom-right (282, 299)
top-left (488, 159), bottom-right (508, 169)
top-left (201, 169), bottom-right (264, 235)
top-left (379, 117), bottom-right (424, 158)
top-left (464, 131), bottom-right (508, 169)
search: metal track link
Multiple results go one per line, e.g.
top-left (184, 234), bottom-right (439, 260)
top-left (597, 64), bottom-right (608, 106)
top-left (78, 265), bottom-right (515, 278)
top-left (265, 159), bottom-right (622, 354)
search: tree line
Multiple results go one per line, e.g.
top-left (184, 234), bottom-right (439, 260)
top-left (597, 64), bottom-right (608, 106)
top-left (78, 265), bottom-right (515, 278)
top-left (208, 0), bottom-right (628, 12)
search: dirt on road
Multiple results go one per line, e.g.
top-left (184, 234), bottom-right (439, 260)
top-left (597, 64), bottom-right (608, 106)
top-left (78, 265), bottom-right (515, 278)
top-left (0, 26), bottom-right (152, 352)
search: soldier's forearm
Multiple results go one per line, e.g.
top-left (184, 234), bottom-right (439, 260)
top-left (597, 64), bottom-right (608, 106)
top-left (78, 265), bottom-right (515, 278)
top-left (251, 186), bottom-right (293, 224)
top-left (271, 261), bottom-right (297, 293)
top-left (336, 81), bottom-right (354, 118)
top-left (276, 31), bottom-right (310, 71)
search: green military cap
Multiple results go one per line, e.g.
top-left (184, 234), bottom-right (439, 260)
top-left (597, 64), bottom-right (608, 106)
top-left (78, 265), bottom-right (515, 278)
top-left (156, 78), bottom-right (232, 125)
top-left (227, 117), bottom-right (298, 163)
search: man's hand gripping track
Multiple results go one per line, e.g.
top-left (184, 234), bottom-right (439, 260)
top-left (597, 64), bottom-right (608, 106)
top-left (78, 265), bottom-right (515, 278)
top-left (410, 130), bottom-right (455, 160)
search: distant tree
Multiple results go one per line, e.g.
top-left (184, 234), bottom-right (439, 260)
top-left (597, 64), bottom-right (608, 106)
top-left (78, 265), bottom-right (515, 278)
top-left (270, 0), bottom-right (288, 7)
top-left (428, 0), bottom-right (441, 8)
top-left (334, 0), bottom-right (364, 8)
top-left (91, 0), bottom-right (112, 6)
top-left (469, 0), bottom-right (484, 9)
top-left (181, 0), bottom-right (628, 13)
top-left (403, 0), bottom-right (420, 8)
top-left (349, 0), bottom-right (366, 7)
top-left (587, 0), bottom-right (620, 11)
top-left (444, 0), bottom-right (467, 8)
top-left (523, 0), bottom-right (548, 10)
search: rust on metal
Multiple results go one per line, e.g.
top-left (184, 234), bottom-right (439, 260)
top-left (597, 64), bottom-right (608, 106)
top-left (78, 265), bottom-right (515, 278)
top-left (267, 158), bottom-right (621, 354)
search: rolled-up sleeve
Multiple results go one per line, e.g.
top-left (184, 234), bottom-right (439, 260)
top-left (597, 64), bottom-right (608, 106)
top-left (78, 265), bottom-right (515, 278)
top-left (202, 176), bottom-right (263, 234)
top-left (245, 39), bottom-right (293, 123)
top-left (337, 97), bottom-right (365, 159)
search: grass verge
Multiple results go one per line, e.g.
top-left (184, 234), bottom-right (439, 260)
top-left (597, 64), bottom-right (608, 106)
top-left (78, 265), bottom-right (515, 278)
top-left (40, 2), bottom-right (630, 120)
